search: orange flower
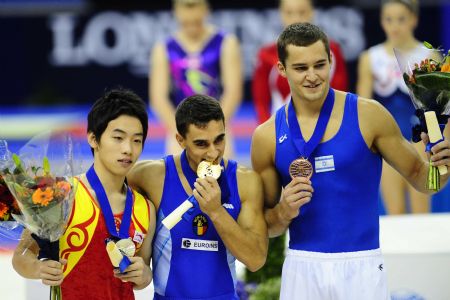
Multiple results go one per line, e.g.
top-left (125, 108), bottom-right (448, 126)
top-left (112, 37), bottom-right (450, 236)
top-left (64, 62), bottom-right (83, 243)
top-left (55, 181), bottom-right (71, 199)
top-left (0, 202), bottom-right (8, 219)
top-left (32, 187), bottom-right (54, 207)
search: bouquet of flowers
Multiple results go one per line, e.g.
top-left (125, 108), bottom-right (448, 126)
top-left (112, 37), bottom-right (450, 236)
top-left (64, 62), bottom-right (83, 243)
top-left (0, 140), bottom-right (22, 249)
top-left (0, 131), bottom-right (78, 300)
top-left (395, 42), bottom-right (450, 191)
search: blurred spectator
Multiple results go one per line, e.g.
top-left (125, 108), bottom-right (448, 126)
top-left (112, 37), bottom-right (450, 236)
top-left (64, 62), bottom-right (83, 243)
top-left (149, 0), bottom-right (242, 156)
top-left (252, 0), bottom-right (348, 124)
top-left (357, 0), bottom-right (431, 214)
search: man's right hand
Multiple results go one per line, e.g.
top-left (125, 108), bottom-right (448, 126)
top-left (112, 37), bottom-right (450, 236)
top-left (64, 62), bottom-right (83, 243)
top-left (38, 259), bottom-right (66, 286)
top-left (278, 177), bottom-right (314, 221)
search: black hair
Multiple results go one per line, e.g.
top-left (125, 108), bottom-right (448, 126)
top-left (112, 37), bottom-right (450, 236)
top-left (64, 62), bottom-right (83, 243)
top-left (87, 88), bottom-right (148, 154)
top-left (175, 94), bottom-right (224, 138)
top-left (277, 22), bottom-right (331, 66)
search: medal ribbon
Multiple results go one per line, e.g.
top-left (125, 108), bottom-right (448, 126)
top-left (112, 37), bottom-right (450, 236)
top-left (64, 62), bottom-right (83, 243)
top-left (86, 164), bottom-right (133, 272)
top-left (287, 88), bottom-right (335, 159)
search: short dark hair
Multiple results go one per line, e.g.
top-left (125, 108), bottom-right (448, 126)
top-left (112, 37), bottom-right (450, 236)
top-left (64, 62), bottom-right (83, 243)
top-left (175, 94), bottom-right (224, 138)
top-left (87, 88), bottom-right (148, 154)
top-left (277, 22), bottom-right (331, 66)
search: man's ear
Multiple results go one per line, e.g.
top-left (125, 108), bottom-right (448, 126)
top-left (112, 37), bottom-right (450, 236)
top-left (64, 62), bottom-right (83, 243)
top-left (175, 133), bottom-right (186, 149)
top-left (87, 132), bottom-right (98, 150)
top-left (277, 61), bottom-right (287, 78)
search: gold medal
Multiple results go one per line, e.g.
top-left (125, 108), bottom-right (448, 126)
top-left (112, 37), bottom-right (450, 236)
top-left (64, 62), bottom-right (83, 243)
top-left (289, 158), bottom-right (313, 179)
top-left (197, 160), bottom-right (222, 179)
top-left (106, 240), bottom-right (122, 267)
top-left (115, 238), bottom-right (136, 257)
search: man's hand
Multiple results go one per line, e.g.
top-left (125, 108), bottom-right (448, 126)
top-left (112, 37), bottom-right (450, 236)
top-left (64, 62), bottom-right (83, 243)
top-left (38, 259), bottom-right (66, 286)
top-left (421, 132), bottom-right (450, 170)
top-left (114, 256), bottom-right (152, 288)
top-left (193, 177), bottom-right (223, 217)
top-left (278, 177), bottom-right (313, 221)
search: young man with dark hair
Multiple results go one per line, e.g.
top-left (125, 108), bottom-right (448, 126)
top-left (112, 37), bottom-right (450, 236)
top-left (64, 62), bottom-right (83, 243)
top-left (251, 23), bottom-right (450, 299)
top-left (12, 88), bottom-right (156, 300)
top-left (128, 94), bottom-right (268, 299)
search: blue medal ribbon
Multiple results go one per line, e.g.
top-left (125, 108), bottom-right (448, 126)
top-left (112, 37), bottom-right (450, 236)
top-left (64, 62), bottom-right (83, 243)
top-left (287, 88), bottom-right (335, 160)
top-left (180, 150), bottom-right (229, 220)
top-left (86, 164), bottom-right (133, 272)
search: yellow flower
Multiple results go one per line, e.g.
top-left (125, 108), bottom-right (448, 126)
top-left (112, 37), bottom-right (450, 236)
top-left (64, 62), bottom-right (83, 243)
top-left (32, 187), bottom-right (54, 207)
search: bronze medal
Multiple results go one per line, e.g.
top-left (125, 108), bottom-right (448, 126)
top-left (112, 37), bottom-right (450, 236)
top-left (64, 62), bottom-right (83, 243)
top-left (289, 158), bottom-right (313, 179)
top-left (115, 238), bottom-right (136, 257)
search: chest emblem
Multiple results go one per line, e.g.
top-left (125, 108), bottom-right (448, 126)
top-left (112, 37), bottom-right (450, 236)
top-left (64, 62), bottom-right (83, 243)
top-left (193, 214), bottom-right (208, 236)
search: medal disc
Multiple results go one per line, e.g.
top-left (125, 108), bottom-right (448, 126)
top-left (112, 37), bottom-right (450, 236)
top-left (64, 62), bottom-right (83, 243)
top-left (197, 161), bottom-right (222, 179)
top-left (115, 238), bottom-right (136, 257)
top-left (289, 158), bottom-right (313, 179)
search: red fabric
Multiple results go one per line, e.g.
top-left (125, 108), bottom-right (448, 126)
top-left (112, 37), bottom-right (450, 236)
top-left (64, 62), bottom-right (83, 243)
top-left (329, 41), bottom-right (348, 91)
top-left (252, 41), bottom-right (348, 124)
top-left (61, 211), bottom-right (139, 300)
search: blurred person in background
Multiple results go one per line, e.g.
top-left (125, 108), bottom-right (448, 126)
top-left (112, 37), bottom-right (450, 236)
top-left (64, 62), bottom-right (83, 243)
top-left (149, 0), bottom-right (242, 157)
top-left (357, 0), bottom-right (435, 214)
top-left (252, 0), bottom-right (348, 125)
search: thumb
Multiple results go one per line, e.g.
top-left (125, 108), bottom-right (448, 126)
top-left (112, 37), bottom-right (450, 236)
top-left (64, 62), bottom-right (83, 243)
top-left (59, 259), bottom-right (67, 266)
top-left (421, 132), bottom-right (430, 146)
top-left (127, 256), bottom-right (140, 263)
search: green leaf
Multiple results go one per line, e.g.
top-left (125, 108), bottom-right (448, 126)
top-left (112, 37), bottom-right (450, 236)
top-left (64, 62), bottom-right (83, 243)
top-left (423, 41), bottom-right (434, 49)
top-left (12, 154), bottom-right (22, 168)
top-left (13, 182), bottom-right (25, 194)
top-left (1, 167), bottom-right (11, 175)
top-left (43, 156), bottom-right (50, 174)
top-left (12, 153), bottom-right (25, 173)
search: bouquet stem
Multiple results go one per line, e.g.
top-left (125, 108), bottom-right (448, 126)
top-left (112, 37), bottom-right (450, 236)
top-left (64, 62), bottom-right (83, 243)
top-left (427, 158), bottom-right (441, 191)
top-left (50, 286), bottom-right (62, 300)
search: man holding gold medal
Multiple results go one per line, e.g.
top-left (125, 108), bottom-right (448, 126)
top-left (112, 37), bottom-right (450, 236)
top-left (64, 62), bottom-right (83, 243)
top-left (128, 95), bottom-right (268, 299)
top-left (12, 89), bottom-right (156, 299)
top-left (251, 23), bottom-right (450, 299)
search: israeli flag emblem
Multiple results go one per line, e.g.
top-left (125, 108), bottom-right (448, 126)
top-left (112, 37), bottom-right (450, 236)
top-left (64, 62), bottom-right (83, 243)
top-left (314, 155), bottom-right (335, 173)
